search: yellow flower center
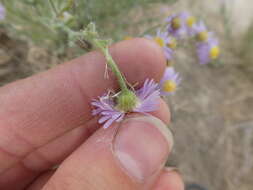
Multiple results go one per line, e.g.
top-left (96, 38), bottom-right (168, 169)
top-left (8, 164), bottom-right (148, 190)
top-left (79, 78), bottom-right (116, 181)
top-left (171, 17), bottom-right (181, 30)
top-left (197, 31), bottom-right (208, 42)
top-left (167, 38), bottom-right (177, 49)
top-left (163, 80), bottom-right (177, 93)
top-left (186, 16), bottom-right (196, 27)
top-left (154, 37), bottom-right (165, 47)
top-left (209, 46), bottom-right (220, 59)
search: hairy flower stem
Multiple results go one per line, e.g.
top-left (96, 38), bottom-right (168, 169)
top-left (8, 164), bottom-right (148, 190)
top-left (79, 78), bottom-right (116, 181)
top-left (98, 45), bottom-right (138, 111)
top-left (86, 34), bottom-right (128, 92)
top-left (101, 48), bottom-right (128, 92)
top-left (83, 23), bottom-right (137, 111)
top-left (58, 0), bottom-right (75, 17)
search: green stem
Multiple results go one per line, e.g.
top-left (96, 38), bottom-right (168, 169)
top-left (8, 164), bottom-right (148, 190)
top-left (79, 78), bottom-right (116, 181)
top-left (48, 0), bottom-right (58, 15)
top-left (102, 47), bottom-right (128, 92)
top-left (58, 0), bottom-right (74, 16)
top-left (82, 23), bottom-right (129, 93)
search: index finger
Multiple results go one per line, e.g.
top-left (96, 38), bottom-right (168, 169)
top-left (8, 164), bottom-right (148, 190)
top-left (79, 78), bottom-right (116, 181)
top-left (0, 38), bottom-right (166, 173)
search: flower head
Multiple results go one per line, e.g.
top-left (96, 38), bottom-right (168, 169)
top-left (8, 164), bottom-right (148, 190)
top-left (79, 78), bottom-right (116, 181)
top-left (166, 12), bottom-right (189, 39)
top-left (145, 30), bottom-right (174, 61)
top-left (92, 79), bottom-right (160, 128)
top-left (0, 3), bottom-right (5, 21)
top-left (196, 37), bottom-right (220, 65)
top-left (181, 12), bottom-right (197, 36)
top-left (184, 12), bottom-right (196, 28)
top-left (159, 67), bottom-right (181, 96)
top-left (134, 79), bottom-right (160, 113)
top-left (193, 21), bottom-right (210, 42)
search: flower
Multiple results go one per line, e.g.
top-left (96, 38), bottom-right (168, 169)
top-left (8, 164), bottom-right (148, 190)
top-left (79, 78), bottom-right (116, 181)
top-left (181, 12), bottom-right (197, 36)
top-left (92, 79), bottom-right (160, 128)
top-left (166, 12), bottom-right (188, 39)
top-left (184, 12), bottom-right (196, 28)
top-left (196, 37), bottom-right (220, 65)
top-left (193, 21), bottom-right (210, 42)
top-left (0, 3), bottom-right (5, 21)
top-left (145, 30), bottom-right (174, 61)
top-left (134, 79), bottom-right (161, 113)
top-left (159, 67), bottom-right (181, 96)
top-left (92, 94), bottom-right (125, 129)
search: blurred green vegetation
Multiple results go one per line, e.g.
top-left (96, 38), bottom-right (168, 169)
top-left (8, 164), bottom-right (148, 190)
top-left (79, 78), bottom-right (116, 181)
top-left (1, 0), bottom-right (176, 54)
top-left (241, 24), bottom-right (253, 72)
top-left (244, 25), bottom-right (253, 53)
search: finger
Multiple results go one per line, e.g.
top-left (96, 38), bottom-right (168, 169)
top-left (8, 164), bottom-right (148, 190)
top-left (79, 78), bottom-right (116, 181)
top-left (0, 38), bottom-right (166, 174)
top-left (0, 98), bottom-right (170, 189)
top-left (0, 122), bottom-right (95, 190)
top-left (24, 99), bottom-right (171, 190)
top-left (23, 98), bottom-right (170, 172)
top-left (26, 171), bottom-right (55, 190)
top-left (43, 115), bottom-right (173, 190)
top-left (153, 168), bottom-right (184, 190)
top-left (0, 162), bottom-right (39, 190)
top-left (150, 99), bottom-right (171, 125)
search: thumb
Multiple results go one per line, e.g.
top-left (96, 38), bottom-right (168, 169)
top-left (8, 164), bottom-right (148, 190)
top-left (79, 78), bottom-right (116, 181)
top-left (42, 115), bottom-right (173, 190)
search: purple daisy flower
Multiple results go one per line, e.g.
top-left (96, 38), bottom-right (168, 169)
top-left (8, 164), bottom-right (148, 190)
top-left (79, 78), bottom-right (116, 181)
top-left (145, 30), bottom-right (174, 61)
top-left (91, 94), bottom-right (125, 129)
top-left (134, 79), bottom-right (160, 112)
top-left (0, 3), bottom-right (5, 21)
top-left (193, 21), bottom-right (211, 42)
top-left (166, 13), bottom-right (188, 39)
top-left (180, 12), bottom-right (197, 36)
top-left (159, 67), bottom-right (182, 96)
top-left (91, 79), bottom-right (160, 128)
top-left (196, 37), bottom-right (220, 65)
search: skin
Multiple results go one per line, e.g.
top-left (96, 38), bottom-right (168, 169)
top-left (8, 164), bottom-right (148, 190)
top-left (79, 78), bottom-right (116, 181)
top-left (0, 38), bottom-right (184, 190)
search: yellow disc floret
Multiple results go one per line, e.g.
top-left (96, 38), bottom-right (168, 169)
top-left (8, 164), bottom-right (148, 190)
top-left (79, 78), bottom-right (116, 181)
top-left (154, 37), bottom-right (165, 47)
top-left (171, 17), bottom-right (181, 30)
top-left (197, 31), bottom-right (208, 42)
top-left (167, 38), bottom-right (177, 49)
top-left (163, 80), bottom-right (177, 93)
top-left (209, 46), bottom-right (220, 59)
top-left (186, 16), bottom-right (196, 27)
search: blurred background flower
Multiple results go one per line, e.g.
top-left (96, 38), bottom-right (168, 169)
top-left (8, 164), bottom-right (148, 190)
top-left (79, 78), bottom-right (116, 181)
top-left (0, 3), bottom-right (5, 20)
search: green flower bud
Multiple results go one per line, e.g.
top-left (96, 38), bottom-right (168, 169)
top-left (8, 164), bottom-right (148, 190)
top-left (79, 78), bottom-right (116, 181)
top-left (116, 90), bottom-right (138, 112)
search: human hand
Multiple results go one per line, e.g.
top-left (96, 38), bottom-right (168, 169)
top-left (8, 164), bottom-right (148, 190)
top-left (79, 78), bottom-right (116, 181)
top-left (0, 38), bottom-right (184, 190)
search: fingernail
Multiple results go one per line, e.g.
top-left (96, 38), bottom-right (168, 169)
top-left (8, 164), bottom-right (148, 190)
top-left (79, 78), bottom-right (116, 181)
top-left (113, 116), bottom-right (173, 182)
